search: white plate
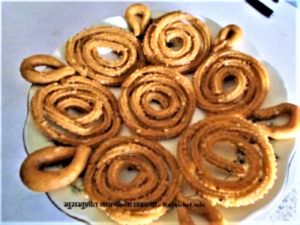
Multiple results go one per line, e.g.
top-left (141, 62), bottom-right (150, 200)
top-left (23, 13), bottom-right (297, 224)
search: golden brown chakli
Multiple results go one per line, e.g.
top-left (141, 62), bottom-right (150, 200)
top-left (193, 50), bottom-right (269, 116)
top-left (119, 66), bottom-right (196, 140)
top-left (84, 136), bottom-right (181, 225)
top-left (31, 76), bottom-right (121, 146)
top-left (143, 11), bottom-right (211, 73)
top-left (177, 115), bottom-right (276, 207)
top-left (193, 25), bottom-right (269, 116)
top-left (18, 3), bottom-right (300, 224)
top-left (66, 26), bottom-right (145, 86)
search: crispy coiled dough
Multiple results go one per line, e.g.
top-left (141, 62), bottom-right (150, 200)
top-left (193, 50), bottom-right (269, 116)
top-left (20, 54), bottom-right (75, 84)
top-left (252, 103), bottom-right (300, 139)
top-left (193, 25), bottom-right (269, 116)
top-left (119, 66), bottom-right (196, 140)
top-left (177, 115), bottom-right (277, 207)
top-left (20, 145), bottom-right (91, 192)
top-left (143, 11), bottom-right (211, 73)
top-left (31, 76), bottom-right (121, 146)
top-left (125, 3), bottom-right (151, 37)
top-left (84, 136), bottom-right (181, 225)
top-left (66, 26), bottom-right (145, 86)
top-left (19, 5), bottom-right (298, 224)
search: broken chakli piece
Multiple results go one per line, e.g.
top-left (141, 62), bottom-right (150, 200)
top-left (175, 178), bottom-right (225, 225)
top-left (176, 193), bottom-right (225, 225)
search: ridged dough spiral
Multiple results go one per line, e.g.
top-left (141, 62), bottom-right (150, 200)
top-left (119, 66), bottom-right (196, 140)
top-left (177, 115), bottom-right (276, 207)
top-left (66, 26), bottom-right (145, 86)
top-left (31, 76), bottom-right (121, 146)
top-left (84, 136), bottom-right (181, 225)
top-left (143, 11), bottom-right (211, 73)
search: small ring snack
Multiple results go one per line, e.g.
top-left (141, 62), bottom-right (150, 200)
top-left (20, 145), bottom-right (91, 192)
top-left (251, 103), bottom-right (300, 139)
top-left (31, 76), bottom-right (121, 146)
top-left (125, 3), bottom-right (151, 37)
top-left (177, 193), bottom-right (225, 225)
top-left (84, 136), bottom-right (181, 225)
top-left (177, 115), bottom-right (277, 207)
top-left (212, 24), bottom-right (243, 53)
top-left (65, 26), bottom-right (145, 86)
top-left (119, 66), bottom-right (196, 140)
top-left (143, 11), bottom-right (211, 73)
top-left (20, 54), bottom-right (75, 84)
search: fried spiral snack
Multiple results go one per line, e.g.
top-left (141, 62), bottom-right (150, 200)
top-left (125, 3), bottom-right (151, 37)
top-left (31, 76), bottom-right (121, 146)
top-left (20, 54), bottom-right (75, 84)
top-left (177, 193), bottom-right (225, 225)
top-left (193, 51), bottom-right (269, 116)
top-left (20, 145), bottom-right (91, 192)
top-left (193, 25), bottom-right (269, 116)
top-left (177, 115), bottom-right (277, 207)
top-left (119, 66), bottom-right (196, 140)
top-left (84, 136), bottom-right (181, 225)
top-left (65, 26), bottom-right (145, 86)
top-left (252, 103), bottom-right (300, 139)
top-left (143, 11), bottom-right (211, 73)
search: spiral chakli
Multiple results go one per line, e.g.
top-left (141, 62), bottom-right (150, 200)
top-left (143, 11), bottom-right (211, 74)
top-left (31, 76), bottom-right (121, 146)
top-left (119, 66), bottom-right (196, 140)
top-left (193, 25), bottom-right (269, 116)
top-left (65, 26), bottom-right (145, 86)
top-left (84, 136), bottom-right (181, 225)
top-left (177, 115), bottom-right (276, 207)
